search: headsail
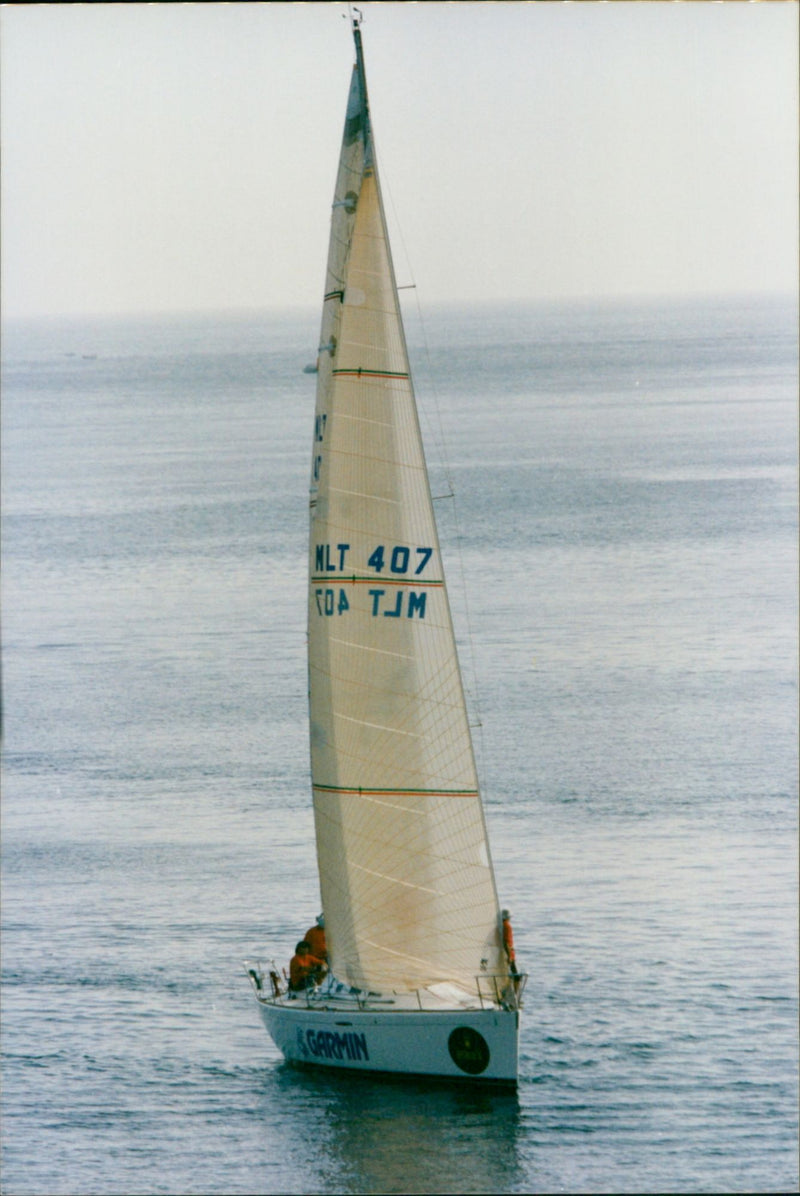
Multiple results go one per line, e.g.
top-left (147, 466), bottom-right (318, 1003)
top-left (308, 21), bottom-right (506, 996)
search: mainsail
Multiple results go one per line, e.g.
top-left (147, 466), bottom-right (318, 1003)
top-left (308, 27), bottom-right (505, 995)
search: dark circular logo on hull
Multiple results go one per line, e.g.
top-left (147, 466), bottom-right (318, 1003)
top-left (448, 1027), bottom-right (490, 1075)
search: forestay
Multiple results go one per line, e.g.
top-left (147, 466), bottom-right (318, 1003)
top-left (308, 28), bottom-right (505, 995)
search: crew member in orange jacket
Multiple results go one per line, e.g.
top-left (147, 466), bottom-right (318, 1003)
top-left (288, 941), bottom-right (325, 991)
top-left (502, 909), bottom-right (519, 976)
top-left (304, 914), bottom-right (327, 963)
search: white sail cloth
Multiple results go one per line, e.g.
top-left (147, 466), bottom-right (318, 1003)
top-left (308, 54), bottom-right (505, 995)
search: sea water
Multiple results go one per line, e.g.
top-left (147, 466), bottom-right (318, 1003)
top-left (2, 295), bottom-right (797, 1194)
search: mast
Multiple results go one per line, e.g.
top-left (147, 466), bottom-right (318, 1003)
top-left (351, 11), bottom-right (372, 167)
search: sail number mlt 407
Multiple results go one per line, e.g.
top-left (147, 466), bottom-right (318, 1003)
top-left (312, 541), bottom-right (437, 619)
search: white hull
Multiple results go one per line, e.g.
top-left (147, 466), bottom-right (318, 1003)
top-left (256, 995), bottom-right (520, 1084)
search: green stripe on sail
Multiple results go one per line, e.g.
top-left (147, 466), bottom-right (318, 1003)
top-left (313, 784), bottom-right (479, 798)
top-left (310, 574), bottom-right (443, 586)
top-left (332, 368), bottom-right (409, 379)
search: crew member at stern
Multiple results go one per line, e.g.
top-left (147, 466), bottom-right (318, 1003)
top-left (304, 914), bottom-right (328, 962)
top-left (288, 941), bottom-right (326, 991)
top-left (501, 908), bottom-right (519, 977)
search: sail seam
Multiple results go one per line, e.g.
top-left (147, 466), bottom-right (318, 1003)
top-left (323, 792), bottom-right (425, 815)
top-left (361, 940), bottom-right (448, 969)
top-left (351, 862), bottom-right (440, 896)
top-left (325, 636), bottom-right (414, 661)
top-left (333, 713), bottom-right (420, 738)
top-left (326, 486), bottom-right (402, 505)
top-left (335, 412), bottom-right (393, 427)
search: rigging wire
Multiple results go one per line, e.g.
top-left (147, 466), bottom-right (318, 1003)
top-left (378, 151), bottom-right (490, 798)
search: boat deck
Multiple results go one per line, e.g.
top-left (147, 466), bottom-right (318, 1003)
top-left (245, 962), bottom-right (526, 1013)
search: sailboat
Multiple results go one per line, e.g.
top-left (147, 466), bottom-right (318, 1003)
top-left (246, 14), bottom-right (525, 1084)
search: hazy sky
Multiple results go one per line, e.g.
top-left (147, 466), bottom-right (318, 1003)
top-left (1, 1), bottom-right (797, 318)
